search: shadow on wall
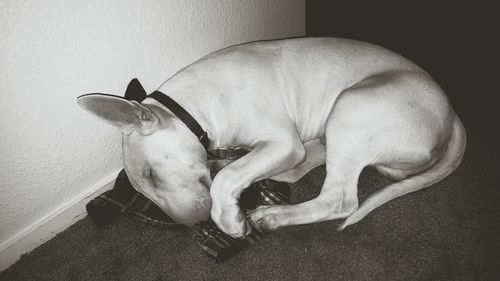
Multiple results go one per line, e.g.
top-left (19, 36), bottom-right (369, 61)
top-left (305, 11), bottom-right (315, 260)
top-left (306, 0), bottom-right (498, 135)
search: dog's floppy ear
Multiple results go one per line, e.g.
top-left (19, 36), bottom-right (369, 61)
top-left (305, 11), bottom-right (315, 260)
top-left (77, 93), bottom-right (157, 134)
top-left (124, 78), bottom-right (147, 101)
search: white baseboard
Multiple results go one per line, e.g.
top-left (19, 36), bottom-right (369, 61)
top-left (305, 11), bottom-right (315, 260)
top-left (0, 169), bottom-right (121, 272)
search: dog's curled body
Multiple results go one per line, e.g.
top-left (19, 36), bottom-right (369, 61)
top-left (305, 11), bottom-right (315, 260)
top-left (161, 38), bottom-right (427, 145)
top-left (78, 38), bottom-right (466, 237)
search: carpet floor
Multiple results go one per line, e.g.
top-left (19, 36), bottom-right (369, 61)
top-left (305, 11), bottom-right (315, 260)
top-left (1, 128), bottom-right (499, 281)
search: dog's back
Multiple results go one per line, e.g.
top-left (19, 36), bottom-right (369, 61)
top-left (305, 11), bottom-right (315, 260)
top-left (161, 37), bottom-right (426, 142)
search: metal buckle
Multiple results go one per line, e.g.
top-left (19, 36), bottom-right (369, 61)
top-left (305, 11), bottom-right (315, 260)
top-left (199, 132), bottom-right (209, 148)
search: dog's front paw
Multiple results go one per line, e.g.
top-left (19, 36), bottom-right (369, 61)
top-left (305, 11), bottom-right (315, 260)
top-left (246, 205), bottom-right (284, 232)
top-left (211, 199), bottom-right (252, 238)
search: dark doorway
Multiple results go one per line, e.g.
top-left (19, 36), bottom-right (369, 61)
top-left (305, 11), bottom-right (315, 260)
top-left (306, 1), bottom-right (497, 135)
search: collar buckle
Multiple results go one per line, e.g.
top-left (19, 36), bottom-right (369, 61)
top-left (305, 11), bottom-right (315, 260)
top-left (199, 132), bottom-right (209, 149)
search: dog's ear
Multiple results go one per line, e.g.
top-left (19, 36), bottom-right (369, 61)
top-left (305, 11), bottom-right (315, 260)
top-left (124, 78), bottom-right (147, 101)
top-left (77, 93), bottom-right (157, 134)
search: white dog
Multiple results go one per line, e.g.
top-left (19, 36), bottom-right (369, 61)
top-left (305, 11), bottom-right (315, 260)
top-left (78, 38), bottom-right (466, 238)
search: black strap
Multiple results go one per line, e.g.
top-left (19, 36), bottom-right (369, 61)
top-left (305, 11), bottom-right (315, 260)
top-left (148, 91), bottom-right (209, 148)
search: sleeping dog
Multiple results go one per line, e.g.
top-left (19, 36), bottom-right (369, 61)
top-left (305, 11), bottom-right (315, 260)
top-left (78, 38), bottom-right (466, 238)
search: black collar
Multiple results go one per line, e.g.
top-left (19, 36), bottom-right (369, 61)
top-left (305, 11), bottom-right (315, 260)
top-left (147, 91), bottom-right (209, 149)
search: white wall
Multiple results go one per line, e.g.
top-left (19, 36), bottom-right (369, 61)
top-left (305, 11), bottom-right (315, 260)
top-left (0, 0), bottom-right (304, 268)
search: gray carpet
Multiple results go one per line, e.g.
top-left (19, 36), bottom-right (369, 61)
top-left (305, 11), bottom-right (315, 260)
top-left (1, 128), bottom-right (499, 281)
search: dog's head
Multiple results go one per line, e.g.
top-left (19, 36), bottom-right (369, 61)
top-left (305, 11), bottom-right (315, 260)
top-left (77, 80), bottom-right (212, 225)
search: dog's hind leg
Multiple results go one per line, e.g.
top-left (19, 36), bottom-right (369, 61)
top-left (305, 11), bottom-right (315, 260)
top-left (246, 133), bottom-right (366, 231)
top-left (246, 94), bottom-right (374, 230)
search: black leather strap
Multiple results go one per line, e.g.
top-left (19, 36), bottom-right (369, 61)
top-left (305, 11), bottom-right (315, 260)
top-left (148, 91), bottom-right (209, 148)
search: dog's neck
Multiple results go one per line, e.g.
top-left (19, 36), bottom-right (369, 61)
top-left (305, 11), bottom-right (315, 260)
top-left (155, 79), bottom-right (236, 150)
top-left (147, 91), bottom-right (209, 148)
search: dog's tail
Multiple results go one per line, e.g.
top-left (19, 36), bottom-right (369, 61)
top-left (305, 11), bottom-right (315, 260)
top-left (338, 116), bottom-right (466, 230)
